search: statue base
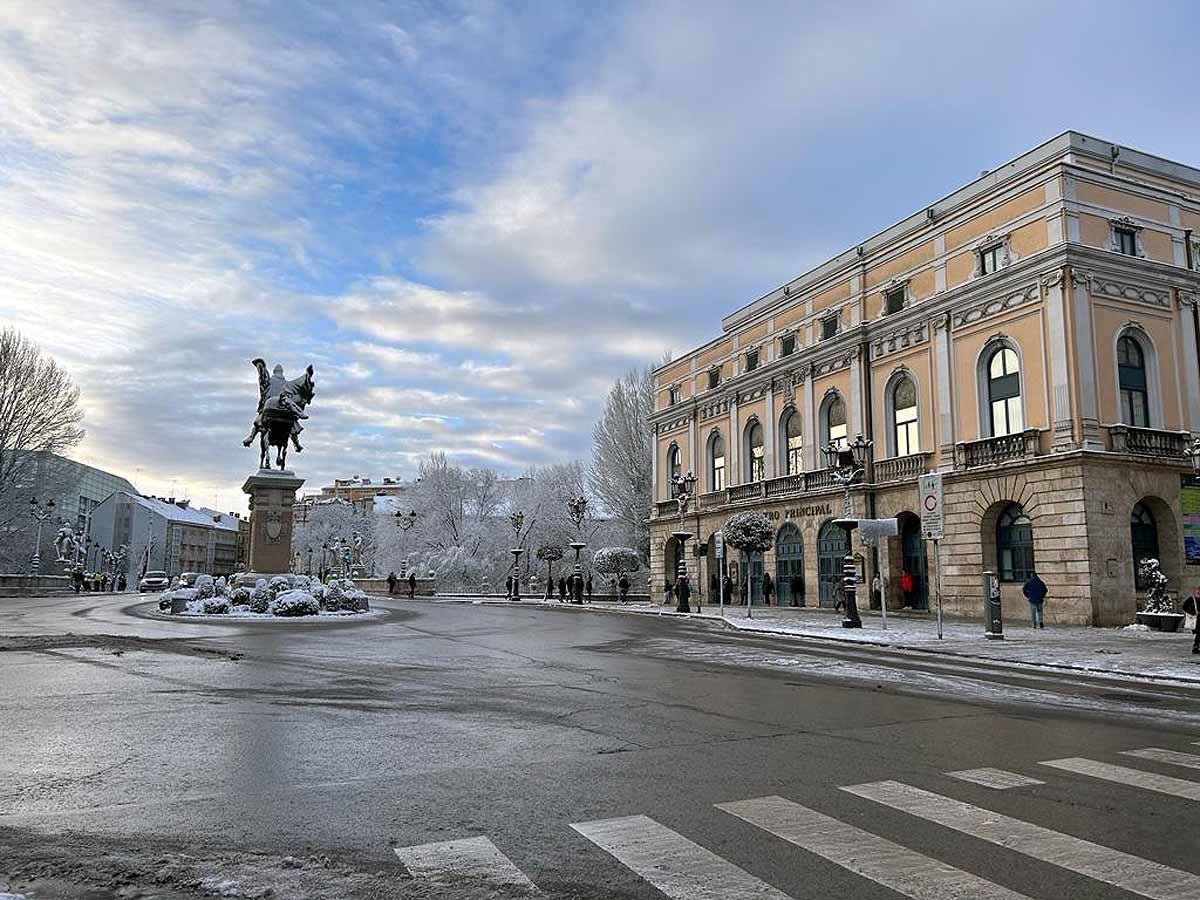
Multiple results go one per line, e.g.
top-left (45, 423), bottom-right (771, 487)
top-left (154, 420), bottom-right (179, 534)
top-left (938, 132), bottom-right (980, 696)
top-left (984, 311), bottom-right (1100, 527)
top-left (242, 469), bottom-right (305, 576)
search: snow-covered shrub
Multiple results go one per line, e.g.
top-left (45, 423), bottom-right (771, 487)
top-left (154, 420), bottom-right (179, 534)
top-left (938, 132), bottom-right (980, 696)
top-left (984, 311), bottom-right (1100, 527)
top-left (269, 575), bottom-right (291, 600)
top-left (230, 586), bottom-right (252, 605)
top-left (195, 574), bottom-right (215, 600)
top-left (215, 576), bottom-right (228, 596)
top-left (202, 596), bottom-right (230, 615)
top-left (248, 592), bottom-right (270, 614)
top-left (722, 511), bottom-right (774, 553)
top-left (1138, 558), bottom-right (1175, 613)
top-left (271, 590), bottom-right (319, 617)
top-left (593, 547), bottom-right (641, 577)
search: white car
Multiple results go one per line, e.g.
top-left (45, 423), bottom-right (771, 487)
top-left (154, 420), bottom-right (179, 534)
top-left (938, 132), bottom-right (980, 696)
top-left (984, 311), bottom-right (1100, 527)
top-left (139, 571), bottom-right (170, 592)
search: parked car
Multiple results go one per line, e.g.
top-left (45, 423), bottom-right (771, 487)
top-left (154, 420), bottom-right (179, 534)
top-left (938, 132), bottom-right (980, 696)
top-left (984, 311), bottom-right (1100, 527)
top-left (178, 572), bottom-right (204, 587)
top-left (139, 571), bottom-right (170, 592)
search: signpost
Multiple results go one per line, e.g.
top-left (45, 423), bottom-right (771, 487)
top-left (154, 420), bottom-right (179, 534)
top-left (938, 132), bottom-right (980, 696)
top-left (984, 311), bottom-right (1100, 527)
top-left (857, 518), bottom-right (899, 630)
top-left (714, 530), bottom-right (725, 616)
top-left (919, 473), bottom-right (945, 639)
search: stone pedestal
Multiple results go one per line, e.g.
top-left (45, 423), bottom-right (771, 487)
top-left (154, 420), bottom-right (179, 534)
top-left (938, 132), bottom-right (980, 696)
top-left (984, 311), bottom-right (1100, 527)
top-left (242, 469), bottom-right (305, 575)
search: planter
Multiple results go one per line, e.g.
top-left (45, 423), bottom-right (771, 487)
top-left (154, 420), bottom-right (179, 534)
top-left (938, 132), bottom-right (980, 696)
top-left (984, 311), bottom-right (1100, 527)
top-left (1135, 611), bottom-right (1185, 632)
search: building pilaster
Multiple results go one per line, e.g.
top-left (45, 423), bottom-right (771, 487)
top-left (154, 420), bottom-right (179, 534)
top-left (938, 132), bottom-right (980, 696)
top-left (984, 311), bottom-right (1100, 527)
top-left (1178, 291), bottom-right (1200, 434)
top-left (764, 387), bottom-right (776, 478)
top-left (933, 314), bottom-right (954, 471)
top-left (1068, 269), bottom-right (1103, 449)
top-left (802, 366), bottom-right (816, 470)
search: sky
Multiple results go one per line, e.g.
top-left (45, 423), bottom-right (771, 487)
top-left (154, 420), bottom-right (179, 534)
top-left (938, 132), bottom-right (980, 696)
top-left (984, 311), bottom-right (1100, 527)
top-left (2, 0), bottom-right (1200, 512)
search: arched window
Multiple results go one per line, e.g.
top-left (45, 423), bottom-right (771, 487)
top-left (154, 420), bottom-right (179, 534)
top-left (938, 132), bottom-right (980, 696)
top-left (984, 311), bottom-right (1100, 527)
top-left (986, 347), bottom-right (1023, 437)
top-left (1118, 335), bottom-right (1150, 428)
top-left (666, 444), bottom-right (681, 494)
top-left (996, 503), bottom-right (1034, 583)
top-left (708, 432), bottom-right (726, 492)
top-left (745, 421), bottom-right (765, 482)
top-left (781, 408), bottom-right (803, 475)
top-left (1131, 501), bottom-right (1159, 590)
top-left (824, 395), bottom-right (848, 450)
top-left (892, 375), bottom-right (919, 457)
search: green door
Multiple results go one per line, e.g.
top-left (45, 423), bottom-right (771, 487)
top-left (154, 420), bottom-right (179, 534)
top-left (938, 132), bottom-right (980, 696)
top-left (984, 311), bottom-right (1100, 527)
top-left (775, 523), bottom-right (805, 606)
top-left (818, 520), bottom-right (848, 608)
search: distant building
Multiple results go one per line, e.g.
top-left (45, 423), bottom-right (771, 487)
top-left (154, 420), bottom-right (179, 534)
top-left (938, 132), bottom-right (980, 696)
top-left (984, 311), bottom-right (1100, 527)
top-left (313, 475), bottom-right (412, 514)
top-left (10, 451), bottom-right (138, 534)
top-left (89, 492), bottom-right (243, 579)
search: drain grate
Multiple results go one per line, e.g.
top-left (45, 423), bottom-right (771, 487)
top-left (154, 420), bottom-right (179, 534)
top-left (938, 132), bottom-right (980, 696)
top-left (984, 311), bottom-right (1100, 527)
top-left (1097, 692), bottom-right (1164, 704)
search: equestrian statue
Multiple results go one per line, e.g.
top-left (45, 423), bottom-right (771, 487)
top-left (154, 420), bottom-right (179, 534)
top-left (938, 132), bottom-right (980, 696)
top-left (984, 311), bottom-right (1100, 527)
top-left (242, 358), bottom-right (316, 470)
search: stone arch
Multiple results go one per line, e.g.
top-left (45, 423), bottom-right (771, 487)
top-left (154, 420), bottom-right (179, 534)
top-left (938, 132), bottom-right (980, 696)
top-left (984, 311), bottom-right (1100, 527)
top-left (1131, 494), bottom-right (1179, 593)
top-left (816, 517), bottom-right (849, 608)
top-left (775, 521), bottom-right (804, 606)
top-left (663, 535), bottom-right (681, 589)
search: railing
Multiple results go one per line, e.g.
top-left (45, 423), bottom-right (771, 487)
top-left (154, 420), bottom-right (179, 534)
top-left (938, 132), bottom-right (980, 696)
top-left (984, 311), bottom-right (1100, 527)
top-left (954, 429), bottom-right (1040, 469)
top-left (764, 473), bottom-right (807, 498)
top-left (874, 452), bottom-right (930, 484)
top-left (1108, 425), bottom-right (1190, 459)
top-left (652, 468), bottom-right (841, 518)
top-left (655, 499), bottom-right (678, 517)
top-left (728, 482), bottom-right (764, 503)
top-left (804, 468), bottom-right (838, 491)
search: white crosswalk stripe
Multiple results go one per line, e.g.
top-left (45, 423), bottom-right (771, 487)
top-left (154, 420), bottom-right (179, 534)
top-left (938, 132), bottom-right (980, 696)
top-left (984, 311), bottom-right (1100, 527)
top-left (945, 768), bottom-right (1044, 790)
top-left (1040, 757), bottom-right (1200, 801)
top-left (394, 836), bottom-right (538, 891)
top-left (1124, 748), bottom-right (1200, 771)
top-left (718, 794), bottom-right (1034, 899)
top-left (570, 814), bottom-right (793, 899)
top-left (843, 780), bottom-right (1200, 900)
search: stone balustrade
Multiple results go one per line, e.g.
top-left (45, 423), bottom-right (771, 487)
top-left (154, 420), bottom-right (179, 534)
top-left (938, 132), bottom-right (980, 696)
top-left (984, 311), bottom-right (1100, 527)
top-left (954, 429), bottom-right (1041, 469)
top-left (873, 452), bottom-right (931, 484)
top-left (1107, 424), bottom-right (1190, 459)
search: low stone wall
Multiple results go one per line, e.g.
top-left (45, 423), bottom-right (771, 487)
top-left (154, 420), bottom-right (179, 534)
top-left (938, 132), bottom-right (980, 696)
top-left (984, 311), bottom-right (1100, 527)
top-left (355, 577), bottom-right (437, 597)
top-left (0, 574), bottom-right (72, 597)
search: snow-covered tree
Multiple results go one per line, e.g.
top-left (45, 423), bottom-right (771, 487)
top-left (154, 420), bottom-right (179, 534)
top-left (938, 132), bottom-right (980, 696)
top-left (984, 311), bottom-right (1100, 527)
top-left (589, 365), bottom-right (654, 565)
top-left (722, 511), bottom-right (773, 554)
top-left (1138, 558), bottom-right (1175, 613)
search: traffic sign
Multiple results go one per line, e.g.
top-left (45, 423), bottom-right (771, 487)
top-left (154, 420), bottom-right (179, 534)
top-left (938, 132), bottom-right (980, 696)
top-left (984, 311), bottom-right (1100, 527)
top-left (714, 531), bottom-right (724, 559)
top-left (857, 518), bottom-right (900, 544)
top-left (919, 473), bottom-right (944, 540)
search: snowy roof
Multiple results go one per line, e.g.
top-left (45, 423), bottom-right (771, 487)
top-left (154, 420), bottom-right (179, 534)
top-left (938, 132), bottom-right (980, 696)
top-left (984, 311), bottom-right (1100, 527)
top-left (112, 492), bottom-right (241, 531)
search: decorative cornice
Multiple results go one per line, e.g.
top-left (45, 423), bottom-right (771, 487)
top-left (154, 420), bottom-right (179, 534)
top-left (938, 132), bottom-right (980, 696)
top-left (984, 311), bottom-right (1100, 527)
top-left (657, 413), bottom-right (691, 435)
top-left (1179, 290), bottom-right (1199, 309)
top-left (736, 383), bottom-right (768, 405)
top-left (698, 398), bottom-right (730, 422)
top-left (1039, 269), bottom-right (1064, 291)
top-left (1070, 269), bottom-right (1092, 288)
top-left (871, 320), bottom-right (928, 360)
top-left (811, 346), bottom-right (860, 378)
top-left (951, 281), bottom-right (1039, 329)
top-left (1091, 275), bottom-right (1170, 309)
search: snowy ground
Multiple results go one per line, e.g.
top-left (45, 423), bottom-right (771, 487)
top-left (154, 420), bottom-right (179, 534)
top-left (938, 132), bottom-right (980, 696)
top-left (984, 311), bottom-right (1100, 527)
top-left (435, 595), bottom-right (1200, 684)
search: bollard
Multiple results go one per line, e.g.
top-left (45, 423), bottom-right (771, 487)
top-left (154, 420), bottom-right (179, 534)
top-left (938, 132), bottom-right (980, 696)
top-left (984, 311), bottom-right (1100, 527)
top-left (983, 570), bottom-right (1003, 640)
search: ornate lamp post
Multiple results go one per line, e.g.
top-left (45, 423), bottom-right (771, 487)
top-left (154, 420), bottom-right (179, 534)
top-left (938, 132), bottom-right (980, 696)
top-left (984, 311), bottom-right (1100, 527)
top-left (670, 472), bottom-right (698, 613)
top-left (567, 496), bottom-right (588, 603)
top-left (821, 433), bottom-right (872, 629)
top-left (28, 497), bottom-right (55, 575)
top-left (509, 510), bottom-right (525, 601)
top-left (1187, 437), bottom-right (1200, 474)
top-left (394, 509), bottom-right (417, 576)
top-left (320, 541), bottom-right (330, 580)
top-left (306, 546), bottom-right (313, 576)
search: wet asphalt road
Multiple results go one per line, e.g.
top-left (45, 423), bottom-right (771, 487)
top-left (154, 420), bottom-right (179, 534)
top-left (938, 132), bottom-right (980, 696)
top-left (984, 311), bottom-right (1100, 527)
top-left (3, 592), bottom-right (1200, 898)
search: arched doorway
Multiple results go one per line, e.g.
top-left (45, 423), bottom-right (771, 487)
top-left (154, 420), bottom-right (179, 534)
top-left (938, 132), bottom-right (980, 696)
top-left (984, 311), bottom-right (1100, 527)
top-left (818, 520), bottom-right (849, 608)
top-left (740, 549), bottom-right (764, 604)
top-left (663, 536), bottom-right (680, 591)
top-left (705, 532), bottom-right (720, 598)
top-left (776, 523), bottom-right (804, 606)
top-left (1131, 500), bottom-right (1160, 590)
top-left (899, 514), bottom-right (929, 610)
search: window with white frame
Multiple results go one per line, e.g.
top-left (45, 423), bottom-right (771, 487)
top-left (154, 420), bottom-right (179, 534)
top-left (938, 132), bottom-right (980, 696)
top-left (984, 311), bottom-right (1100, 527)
top-left (782, 408), bottom-right (803, 475)
top-left (666, 444), bottom-right (682, 490)
top-left (986, 346), bottom-right (1023, 437)
top-left (979, 243), bottom-right (1003, 275)
top-left (884, 285), bottom-right (905, 315)
top-left (825, 394), bottom-right (848, 449)
top-left (1117, 335), bottom-right (1150, 427)
top-left (745, 420), bottom-right (765, 482)
top-left (821, 315), bottom-right (839, 340)
top-left (668, 385), bottom-right (680, 406)
top-left (708, 432), bottom-right (726, 491)
top-left (892, 375), bottom-right (919, 456)
top-left (1115, 227), bottom-right (1137, 257)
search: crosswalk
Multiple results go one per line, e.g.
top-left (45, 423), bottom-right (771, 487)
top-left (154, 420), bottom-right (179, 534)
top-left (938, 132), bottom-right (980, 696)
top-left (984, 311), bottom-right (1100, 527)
top-left (394, 742), bottom-right (1200, 898)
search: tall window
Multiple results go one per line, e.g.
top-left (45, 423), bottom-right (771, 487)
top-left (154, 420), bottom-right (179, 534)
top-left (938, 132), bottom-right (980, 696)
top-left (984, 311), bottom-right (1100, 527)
top-left (1115, 227), bottom-right (1137, 256)
top-left (745, 349), bottom-right (759, 372)
top-left (821, 316), bottom-right (839, 340)
top-left (780, 334), bottom-right (796, 357)
top-left (825, 395), bottom-right (847, 449)
top-left (996, 503), bottom-right (1034, 583)
top-left (987, 346), bottom-right (1022, 437)
top-left (668, 386), bottom-right (680, 406)
top-left (666, 444), bottom-right (681, 489)
top-left (746, 421), bottom-right (765, 482)
top-left (709, 433), bottom-right (726, 491)
top-left (892, 376), bottom-right (919, 456)
top-left (708, 368), bottom-right (721, 390)
top-left (1117, 335), bottom-right (1150, 427)
top-left (1131, 501), bottom-right (1160, 591)
top-left (783, 409), bottom-right (803, 475)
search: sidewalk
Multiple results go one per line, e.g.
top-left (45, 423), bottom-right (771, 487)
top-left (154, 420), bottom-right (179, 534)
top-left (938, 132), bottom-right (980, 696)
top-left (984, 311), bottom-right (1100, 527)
top-left (438, 594), bottom-right (1200, 684)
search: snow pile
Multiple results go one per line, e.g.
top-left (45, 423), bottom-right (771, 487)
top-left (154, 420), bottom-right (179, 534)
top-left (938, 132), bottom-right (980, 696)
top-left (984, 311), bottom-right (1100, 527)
top-left (1122, 623), bottom-right (1153, 633)
top-left (157, 573), bottom-right (370, 618)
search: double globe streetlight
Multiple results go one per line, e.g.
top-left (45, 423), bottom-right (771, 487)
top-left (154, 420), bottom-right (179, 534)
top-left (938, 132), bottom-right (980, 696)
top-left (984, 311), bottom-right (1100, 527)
top-left (567, 496), bottom-right (588, 603)
top-left (28, 497), bottom-right (56, 575)
top-left (821, 433), bottom-right (872, 629)
top-left (670, 472), bottom-right (698, 613)
top-left (509, 511), bottom-right (525, 601)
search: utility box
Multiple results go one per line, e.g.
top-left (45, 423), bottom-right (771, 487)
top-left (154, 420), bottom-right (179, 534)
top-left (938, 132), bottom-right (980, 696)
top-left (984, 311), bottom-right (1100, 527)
top-left (983, 570), bottom-right (1003, 640)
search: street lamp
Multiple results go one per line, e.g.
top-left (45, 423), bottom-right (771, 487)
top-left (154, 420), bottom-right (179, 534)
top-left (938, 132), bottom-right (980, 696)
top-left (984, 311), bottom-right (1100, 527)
top-left (670, 473), bottom-right (698, 613)
top-left (567, 496), bottom-right (588, 603)
top-left (1187, 437), bottom-right (1200, 473)
top-left (509, 510), bottom-right (525, 601)
top-left (306, 546), bottom-right (313, 576)
top-left (394, 509), bottom-right (417, 576)
top-left (822, 433), bottom-right (872, 629)
top-left (28, 497), bottom-right (55, 575)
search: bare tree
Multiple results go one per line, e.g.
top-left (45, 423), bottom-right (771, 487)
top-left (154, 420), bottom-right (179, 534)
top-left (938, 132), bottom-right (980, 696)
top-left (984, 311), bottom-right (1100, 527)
top-left (589, 365), bottom-right (654, 564)
top-left (0, 329), bottom-right (85, 570)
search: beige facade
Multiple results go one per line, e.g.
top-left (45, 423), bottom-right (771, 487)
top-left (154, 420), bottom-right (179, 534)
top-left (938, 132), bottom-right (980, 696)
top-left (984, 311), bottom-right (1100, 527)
top-left (650, 132), bottom-right (1200, 626)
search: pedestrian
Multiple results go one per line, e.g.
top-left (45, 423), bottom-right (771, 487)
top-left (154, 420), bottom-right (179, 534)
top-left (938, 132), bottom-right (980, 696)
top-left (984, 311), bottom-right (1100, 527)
top-left (586, 575), bottom-right (593, 602)
top-left (572, 572), bottom-right (584, 604)
top-left (789, 573), bottom-right (803, 607)
top-left (664, 580), bottom-right (674, 605)
top-left (871, 573), bottom-right (882, 609)
top-left (762, 571), bottom-right (774, 606)
top-left (386, 571), bottom-right (397, 595)
top-left (558, 576), bottom-right (567, 602)
top-left (93, 571), bottom-right (102, 593)
top-left (1022, 570), bottom-right (1047, 629)
top-left (117, 573), bottom-right (127, 592)
top-left (1183, 586), bottom-right (1199, 655)
top-left (740, 577), bottom-right (749, 606)
top-left (109, 572), bottom-right (116, 592)
top-left (408, 571), bottom-right (416, 599)
top-left (899, 569), bottom-right (914, 607)
top-left (618, 574), bottom-right (630, 603)
top-left (722, 573), bottom-right (733, 603)
top-left (71, 566), bottom-right (84, 594)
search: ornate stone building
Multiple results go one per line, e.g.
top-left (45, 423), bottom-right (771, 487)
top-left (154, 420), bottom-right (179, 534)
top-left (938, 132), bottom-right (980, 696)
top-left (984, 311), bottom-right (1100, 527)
top-left (649, 132), bottom-right (1200, 626)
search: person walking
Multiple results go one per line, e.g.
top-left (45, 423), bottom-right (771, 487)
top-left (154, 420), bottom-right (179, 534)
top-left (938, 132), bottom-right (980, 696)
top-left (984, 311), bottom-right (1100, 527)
top-left (558, 576), bottom-right (567, 602)
top-left (664, 580), bottom-right (674, 605)
top-left (117, 573), bottom-right (127, 592)
top-left (789, 573), bottom-right (803, 607)
top-left (386, 571), bottom-right (397, 595)
top-left (407, 571), bottom-right (417, 599)
top-left (871, 573), bottom-right (883, 609)
top-left (1022, 570), bottom-right (1047, 628)
top-left (71, 566), bottom-right (84, 594)
top-left (618, 574), bottom-right (630, 603)
top-left (1183, 586), bottom-right (1200, 655)
top-left (899, 569), bottom-right (914, 607)
top-left (761, 572), bottom-right (774, 606)
top-left (585, 574), bottom-right (593, 602)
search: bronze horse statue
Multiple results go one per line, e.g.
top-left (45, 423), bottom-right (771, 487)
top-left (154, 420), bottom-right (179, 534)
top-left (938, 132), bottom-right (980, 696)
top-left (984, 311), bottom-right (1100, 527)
top-left (243, 359), bottom-right (316, 470)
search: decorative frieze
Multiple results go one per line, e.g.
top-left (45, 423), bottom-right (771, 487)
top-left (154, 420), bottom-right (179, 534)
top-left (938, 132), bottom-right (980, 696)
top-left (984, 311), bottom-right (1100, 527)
top-left (1178, 290), bottom-right (1198, 309)
top-left (811, 346), bottom-right (860, 378)
top-left (870, 320), bottom-right (929, 359)
top-left (951, 281), bottom-right (1039, 329)
top-left (1090, 275), bottom-right (1170, 309)
top-left (698, 398), bottom-right (730, 422)
top-left (656, 413), bottom-right (691, 435)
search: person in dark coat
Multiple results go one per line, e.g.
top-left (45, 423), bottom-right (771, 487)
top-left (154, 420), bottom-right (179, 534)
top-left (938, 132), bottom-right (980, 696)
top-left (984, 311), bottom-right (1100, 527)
top-left (117, 573), bottom-right (127, 592)
top-left (408, 571), bottom-right (417, 599)
top-left (71, 567), bottom-right (84, 594)
top-left (721, 574), bottom-right (733, 603)
top-left (386, 571), bottom-right (397, 595)
top-left (664, 580), bottom-right (674, 605)
top-left (585, 575), bottom-right (593, 602)
top-left (1183, 586), bottom-right (1200, 655)
top-left (789, 573), bottom-right (803, 607)
top-left (1022, 571), bottom-right (1047, 628)
top-left (618, 574), bottom-right (630, 603)
top-left (558, 576), bottom-right (567, 601)
top-left (761, 572), bottom-right (774, 606)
